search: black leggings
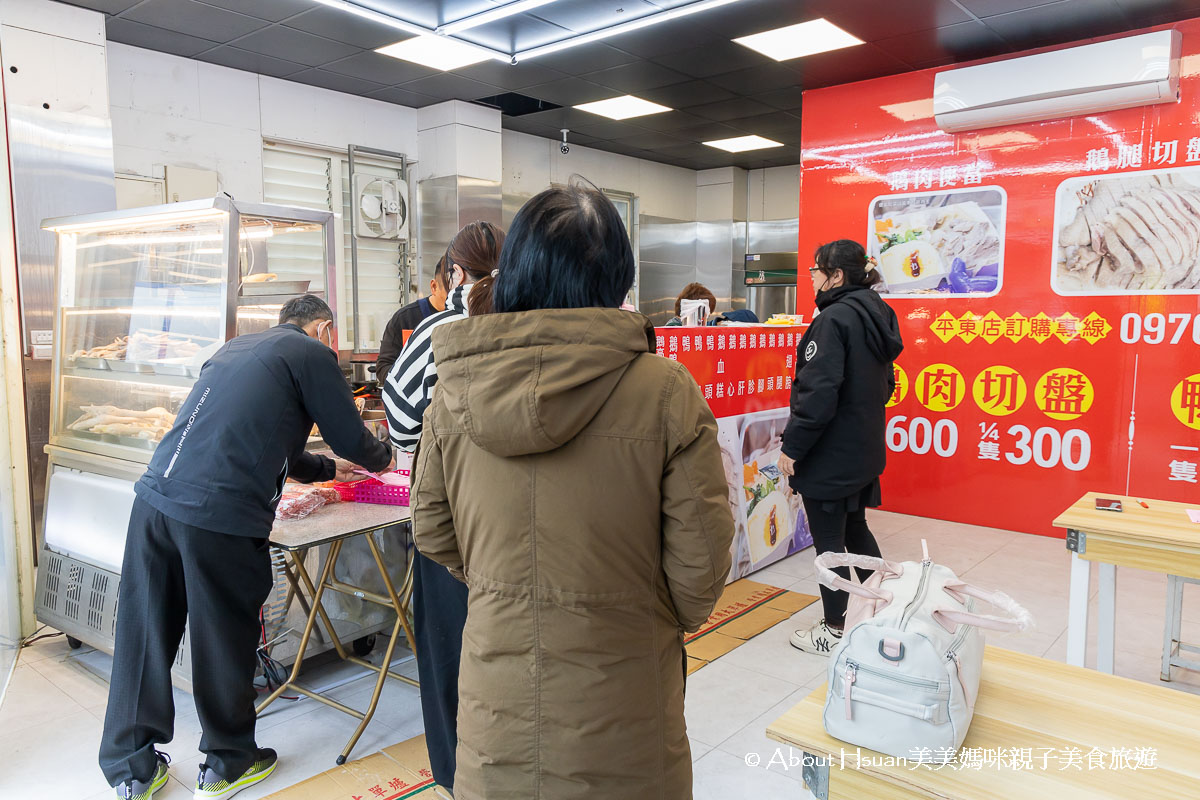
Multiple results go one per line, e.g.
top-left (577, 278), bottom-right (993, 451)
top-left (802, 490), bottom-right (883, 630)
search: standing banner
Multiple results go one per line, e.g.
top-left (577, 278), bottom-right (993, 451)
top-left (798, 19), bottom-right (1200, 536)
top-left (655, 326), bottom-right (813, 579)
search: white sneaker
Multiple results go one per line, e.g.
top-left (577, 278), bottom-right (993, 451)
top-left (790, 619), bottom-right (843, 655)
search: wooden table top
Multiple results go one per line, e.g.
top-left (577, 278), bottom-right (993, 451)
top-left (269, 501), bottom-right (411, 550)
top-left (1053, 492), bottom-right (1200, 548)
top-left (767, 647), bottom-right (1200, 799)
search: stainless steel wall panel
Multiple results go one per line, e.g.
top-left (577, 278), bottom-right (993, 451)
top-left (418, 176), bottom-right (501, 289)
top-left (747, 218), bottom-right (799, 256)
top-left (731, 222), bottom-right (748, 310)
top-left (1, 19), bottom-right (116, 530)
top-left (696, 220), bottom-right (733, 312)
top-left (638, 214), bottom-right (698, 325)
top-left (745, 285), bottom-right (798, 321)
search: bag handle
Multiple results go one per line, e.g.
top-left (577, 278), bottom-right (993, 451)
top-left (933, 582), bottom-right (1034, 633)
top-left (813, 552), bottom-right (903, 602)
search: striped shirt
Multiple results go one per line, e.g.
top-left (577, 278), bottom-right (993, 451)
top-left (382, 283), bottom-right (472, 452)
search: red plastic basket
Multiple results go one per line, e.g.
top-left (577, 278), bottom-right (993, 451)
top-left (334, 476), bottom-right (410, 506)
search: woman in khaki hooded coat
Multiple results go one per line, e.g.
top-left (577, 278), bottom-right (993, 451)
top-left (412, 182), bottom-right (735, 800)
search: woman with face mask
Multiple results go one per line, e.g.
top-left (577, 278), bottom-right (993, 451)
top-left (777, 239), bottom-right (904, 656)
top-left (380, 220), bottom-right (504, 798)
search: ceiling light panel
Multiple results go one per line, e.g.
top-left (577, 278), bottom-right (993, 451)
top-left (703, 135), bottom-right (784, 152)
top-left (377, 35), bottom-right (493, 71)
top-left (574, 95), bottom-right (672, 120)
top-left (733, 19), bottom-right (863, 61)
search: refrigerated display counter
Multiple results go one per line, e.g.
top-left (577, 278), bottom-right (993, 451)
top-left (35, 197), bottom-right (406, 689)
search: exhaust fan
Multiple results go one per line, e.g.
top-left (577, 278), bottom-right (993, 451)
top-left (352, 174), bottom-right (408, 240)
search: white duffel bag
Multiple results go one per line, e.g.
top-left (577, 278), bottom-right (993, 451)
top-left (814, 541), bottom-right (1033, 764)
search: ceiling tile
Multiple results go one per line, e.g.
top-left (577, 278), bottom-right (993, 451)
top-left (651, 42), bottom-right (764, 79)
top-left (750, 86), bottom-right (805, 111)
top-left (282, 7), bottom-right (402, 50)
top-left (625, 110), bottom-right (713, 132)
top-left (321, 52), bottom-right (438, 84)
top-left (601, 19), bottom-right (725, 58)
top-left (194, 45), bottom-right (306, 78)
top-left (686, 96), bottom-right (775, 122)
top-left (607, 131), bottom-right (689, 150)
top-left (65, 0), bottom-right (142, 12)
top-left (194, 0), bottom-right (313, 23)
top-left (958, 0), bottom-right (1070, 16)
top-left (522, 76), bottom-right (615, 105)
top-left (793, 44), bottom-right (911, 89)
top-left (707, 64), bottom-right (802, 95)
top-left (123, 0), bottom-right (268, 42)
top-left (458, 13), bottom-right (572, 53)
top-left (456, 61), bottom-right (568, 91)
top-left (228, 25), bottom-right (360, 68)
top-left (723, 112), bottom-right (803, 142)
top-left (670, 120), bottom-right (746, 143)
top-left (689, 0), bottom-right (827, 39)
top-left (104, 18), bottom-right (220, 58)
top-left (581, 61), bottom-right (691, 93)
top-left (529, 0), bottom-right (664, 33)
top-left (520, 107), bottom-right (646, 139)
top-left (874, 20), bottom-right (1009, 67)
top-left (639, 80), bottom-right (736, 109)
top-left (524, 43), bottom-right (640, 75)
top-left (813, 0), bottom-right (974, 42)
top-left (981, 0), bottom-right (1131, 47)
top-left (287, 68), bottom-right (385, 95)
top-left (399, 73), bottom-right (506, 101)
top-left (1115, 0), bottom-right (1200, 19)
top-left (365, 85), bottom-right (443, 108)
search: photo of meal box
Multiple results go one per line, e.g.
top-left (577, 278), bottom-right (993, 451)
top-left (868, 187), bottom-right (1006, 296)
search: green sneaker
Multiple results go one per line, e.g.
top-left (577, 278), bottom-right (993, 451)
top-left (194, 748), bottom-right (277, 800)
top-left (114, 751), bottom-right (170, 800)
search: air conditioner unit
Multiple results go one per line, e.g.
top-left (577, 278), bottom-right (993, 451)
top-left (933, 30), bottom-right (1181, 133)
top-left (352, 174), bottom-right (408, 240)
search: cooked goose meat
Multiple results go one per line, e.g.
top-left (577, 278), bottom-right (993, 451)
top-left (1059, 174), bottom-right (1200, 291)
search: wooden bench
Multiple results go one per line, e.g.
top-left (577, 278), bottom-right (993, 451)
top-left (1053, 492), bottom-right (1200, 677)
top-left (766, 647), bottom-right (1200, 799)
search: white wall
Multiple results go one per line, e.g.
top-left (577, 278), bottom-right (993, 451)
top-left (502, 130), bottom-right (698, 221)
top-left (747, 165), bottom-right (800, 221)
top-left (106, 43), bottom-right (419, 203)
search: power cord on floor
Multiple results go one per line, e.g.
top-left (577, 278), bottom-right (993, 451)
top-left (20, 625), bottom-right (64, 648)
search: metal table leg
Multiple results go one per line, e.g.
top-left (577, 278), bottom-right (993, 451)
top-left (1097, 562), bottom-right (1117, 674)
top-left (802, 752), bottom-right (829, 800)
top-left (1066, 550), bottom-right (1091, 668)
top-left (257, 527), bottom-right (421, 765)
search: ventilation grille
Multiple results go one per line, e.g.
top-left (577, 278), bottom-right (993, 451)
top-left (87, 572), bottom-right (109, 632)
top-left (41, 553), bottom-right (63, 611)
top-left (64, 564), bottom-right (84, 621)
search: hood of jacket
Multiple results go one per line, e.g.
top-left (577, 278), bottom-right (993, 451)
top-left (430, 307), bottom-right (656, 457)
top-left (816, 284), bottom-right (904, 361)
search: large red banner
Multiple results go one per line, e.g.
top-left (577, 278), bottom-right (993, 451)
top-left (799, 20), bottom-right (1200, 536)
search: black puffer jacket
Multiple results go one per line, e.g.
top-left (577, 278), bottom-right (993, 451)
top-left (782, 284), bottom-right (904, 500)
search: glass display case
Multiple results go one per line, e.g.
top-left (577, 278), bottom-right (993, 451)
top-left (33, 197), bottom-right (398, 687)
top-left (44, 197), bottom-right (336, 465)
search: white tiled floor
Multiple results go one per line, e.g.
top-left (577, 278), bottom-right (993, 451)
top-left (3, 509), bottom-right (1199, 799)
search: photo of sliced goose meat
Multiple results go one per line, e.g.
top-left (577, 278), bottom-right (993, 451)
top-left (1056, 171), bottom-right (1200, 293)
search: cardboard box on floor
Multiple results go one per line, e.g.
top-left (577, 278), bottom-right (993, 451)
top-left (684, 579), bottom-right (818, 672)
top-left (265, 735), bottom-right (440, 800)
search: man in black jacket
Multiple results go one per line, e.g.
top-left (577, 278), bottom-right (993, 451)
top-left (99, 295), bottom-right (392, 800)
top-left (375, 258), bottom-right (447, 382)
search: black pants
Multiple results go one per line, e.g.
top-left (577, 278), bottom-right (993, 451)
top-left (99, 498), bottom-right (273, 786)
top-left (412, 550), bottom-right (469, 792)
top-left (802, 484), bottom-right (883, 629)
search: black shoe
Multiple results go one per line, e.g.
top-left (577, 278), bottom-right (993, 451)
top-left (114, 751), bottom-right (170, 800)
top-left (194, 748), bottom-right (278, 800)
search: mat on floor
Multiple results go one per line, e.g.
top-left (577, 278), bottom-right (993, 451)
top-left (684, 579), bottom-right (818, 674)
top-left (264, 734), bottom-right (444, 800)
